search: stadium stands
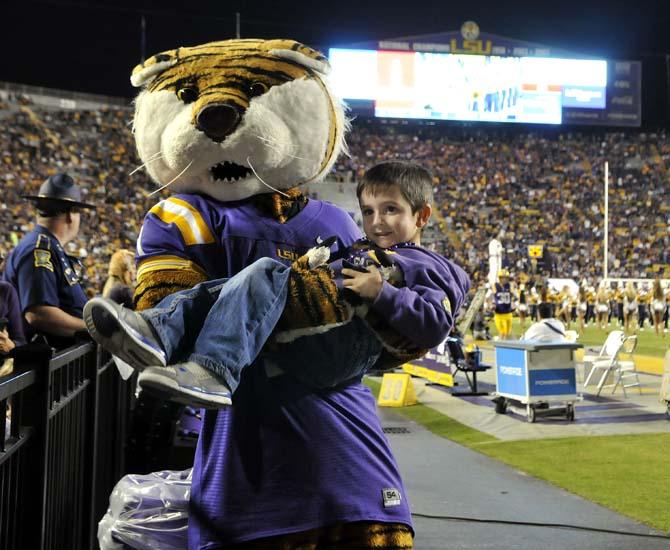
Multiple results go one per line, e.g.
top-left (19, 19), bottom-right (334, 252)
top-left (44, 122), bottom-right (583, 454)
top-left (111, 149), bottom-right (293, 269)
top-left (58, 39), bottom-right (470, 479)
top-left (1, 95), bottom-right (668, 292)
top-left (335, 122), bottom-right (670, 285)
top-left (0, 99), bottom-right (156, 294)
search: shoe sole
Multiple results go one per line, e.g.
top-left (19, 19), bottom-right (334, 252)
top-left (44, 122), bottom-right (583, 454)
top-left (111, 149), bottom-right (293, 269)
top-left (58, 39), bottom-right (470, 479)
top-left (83, 299), bottom-right (166, 371)
top-left (139, 370), bottom-right (232, 409)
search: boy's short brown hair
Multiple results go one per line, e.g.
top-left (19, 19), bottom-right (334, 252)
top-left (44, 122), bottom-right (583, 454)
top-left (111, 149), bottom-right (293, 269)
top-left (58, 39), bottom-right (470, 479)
top-left (357, 161), bottom-right (434, 213)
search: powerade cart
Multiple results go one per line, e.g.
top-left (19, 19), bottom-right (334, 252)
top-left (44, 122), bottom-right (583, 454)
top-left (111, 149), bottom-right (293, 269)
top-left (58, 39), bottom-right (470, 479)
top-left (492, 341), bottom-right (582, 422)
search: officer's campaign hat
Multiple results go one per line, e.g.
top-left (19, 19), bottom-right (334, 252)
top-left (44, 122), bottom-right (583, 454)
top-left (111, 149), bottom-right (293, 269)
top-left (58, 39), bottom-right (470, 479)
top-left (22, 173), bottom-right (96, 210)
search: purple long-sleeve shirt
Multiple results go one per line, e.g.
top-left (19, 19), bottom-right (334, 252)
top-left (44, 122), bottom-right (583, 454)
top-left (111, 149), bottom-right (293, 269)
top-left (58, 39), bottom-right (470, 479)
top-left (340, 240), bottom-right (471, 349)
top-left (0, 280), bottom-right (27, 347)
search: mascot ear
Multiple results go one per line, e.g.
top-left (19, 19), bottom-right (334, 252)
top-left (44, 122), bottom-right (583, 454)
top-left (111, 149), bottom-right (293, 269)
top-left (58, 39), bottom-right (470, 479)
top-left (130, 50), bottom-right (179, 87)
top-left (269, 42), bottom-right (331, 75)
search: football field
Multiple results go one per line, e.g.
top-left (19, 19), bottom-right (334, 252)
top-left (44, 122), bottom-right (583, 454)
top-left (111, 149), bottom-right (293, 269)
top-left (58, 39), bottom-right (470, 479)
top-left (365, 378), bottom-right (670, 533)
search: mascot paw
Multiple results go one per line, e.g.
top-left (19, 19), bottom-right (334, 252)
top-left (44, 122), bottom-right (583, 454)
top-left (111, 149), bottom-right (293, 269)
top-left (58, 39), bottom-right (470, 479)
top-left (292, 236), bottom-right (338, 270)
top-left (274, 262), bottom-right (353, 343)
top-left (305, 246), bottom-right (331, 269)
top-left (374, 249), bottom-right (404, 286)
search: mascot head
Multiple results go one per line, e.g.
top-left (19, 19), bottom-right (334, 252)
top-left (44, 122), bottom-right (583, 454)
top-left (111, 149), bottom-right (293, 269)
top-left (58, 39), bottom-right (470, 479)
top-left (131, 39), bottom-right (348, 201)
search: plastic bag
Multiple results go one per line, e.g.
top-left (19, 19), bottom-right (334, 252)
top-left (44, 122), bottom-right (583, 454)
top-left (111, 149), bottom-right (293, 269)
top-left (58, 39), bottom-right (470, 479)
top-left (112, 354), bottom-right (135, 381)
top-left (98, 468), bottom-right (192, 550)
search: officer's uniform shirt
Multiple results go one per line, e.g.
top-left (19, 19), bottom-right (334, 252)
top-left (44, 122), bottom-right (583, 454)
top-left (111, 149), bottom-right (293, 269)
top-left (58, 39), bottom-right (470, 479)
top-left (2, 225), bottom-right (87, 340)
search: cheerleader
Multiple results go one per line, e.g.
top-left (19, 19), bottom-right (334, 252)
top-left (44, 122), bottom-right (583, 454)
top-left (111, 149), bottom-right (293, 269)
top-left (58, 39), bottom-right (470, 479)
top-left (557, 285), bottom-right (572, 329)
top-left (577, 286), bottom-right (588, 334)
top-left (638, 283), bottom-right (651, 329)
top-left (623, 281), bottom-right (638, 333)
top-left (651, 279), bottom-right (665, 337)
top-left (595, 283), bottom-right (610, 330)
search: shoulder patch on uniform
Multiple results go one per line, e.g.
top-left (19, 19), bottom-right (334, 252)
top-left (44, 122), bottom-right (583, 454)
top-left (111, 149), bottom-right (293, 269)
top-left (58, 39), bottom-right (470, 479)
top-left (34, 249), bottom-right (54, 271)
top-left (35, 234), bottom-right (51, 250)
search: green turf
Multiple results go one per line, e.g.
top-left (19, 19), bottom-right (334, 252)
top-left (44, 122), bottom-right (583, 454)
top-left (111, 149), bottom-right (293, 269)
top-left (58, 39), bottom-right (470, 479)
top-left (488, 318), bottom-right (670, 358)
top-left (364, 377), bottom-right (670, 533)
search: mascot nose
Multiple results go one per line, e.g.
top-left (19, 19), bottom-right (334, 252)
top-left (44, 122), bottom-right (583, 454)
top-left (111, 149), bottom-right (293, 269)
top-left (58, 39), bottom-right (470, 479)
top-left (196, 104), bottom-right (240, 142)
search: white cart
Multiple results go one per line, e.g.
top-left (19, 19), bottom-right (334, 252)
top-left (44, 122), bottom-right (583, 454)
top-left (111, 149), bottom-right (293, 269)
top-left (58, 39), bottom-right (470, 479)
top-left (492, 341), bottom-right (582, 422)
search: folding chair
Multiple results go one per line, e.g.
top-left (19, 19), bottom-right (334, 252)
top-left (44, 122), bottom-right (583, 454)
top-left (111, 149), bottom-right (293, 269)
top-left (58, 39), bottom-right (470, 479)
top-left (582, 331), bottom-right (625, 396)
top-left (582, 330), bottom-right (624, 366)
top-left (445, 337), bottom-right (491, 396)
top-left (612, 335), bottom-right (642, 396)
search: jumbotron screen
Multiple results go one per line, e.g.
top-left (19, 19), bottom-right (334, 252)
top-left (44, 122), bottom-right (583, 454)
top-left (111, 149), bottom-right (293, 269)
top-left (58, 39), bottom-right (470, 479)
top-left (328, 48), bottom-right (608, 124)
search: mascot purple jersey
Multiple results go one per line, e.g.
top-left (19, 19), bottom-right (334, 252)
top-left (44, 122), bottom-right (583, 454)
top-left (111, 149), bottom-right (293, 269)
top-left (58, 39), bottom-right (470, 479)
top-left (129, 39), bottom-right (426, 548)
top-left (137, 193), bottom-right (412, 545)
top-left (136, 193), bottom-right (359, 278)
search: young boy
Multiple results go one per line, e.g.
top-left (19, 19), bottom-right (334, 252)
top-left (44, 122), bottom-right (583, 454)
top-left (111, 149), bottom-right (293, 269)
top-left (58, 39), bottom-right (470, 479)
top-left (84, 161), bottom-right (470, 407)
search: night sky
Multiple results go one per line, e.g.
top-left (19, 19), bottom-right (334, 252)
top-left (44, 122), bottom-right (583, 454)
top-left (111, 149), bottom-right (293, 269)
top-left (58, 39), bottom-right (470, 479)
top-left (1, 0), bottom-right (668, 100)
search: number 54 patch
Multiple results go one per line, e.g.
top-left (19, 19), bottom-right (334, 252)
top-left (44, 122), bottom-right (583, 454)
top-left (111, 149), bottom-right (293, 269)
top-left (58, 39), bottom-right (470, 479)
top-left (382, 488), bottom-right (402, 507)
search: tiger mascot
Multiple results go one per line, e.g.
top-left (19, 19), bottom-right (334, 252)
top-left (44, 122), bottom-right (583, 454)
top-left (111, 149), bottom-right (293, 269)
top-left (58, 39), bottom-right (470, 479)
top-left (128, 39), bottom-right (415, 549)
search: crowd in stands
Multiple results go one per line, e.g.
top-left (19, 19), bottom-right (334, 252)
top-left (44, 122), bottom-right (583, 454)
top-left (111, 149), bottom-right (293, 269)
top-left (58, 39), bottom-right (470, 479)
top-left (0, 100), bottom-right (156, 295)
top-left (1, 96), bottom-right (669, 297)
top-left (335, 123), bottom-right (670, 286)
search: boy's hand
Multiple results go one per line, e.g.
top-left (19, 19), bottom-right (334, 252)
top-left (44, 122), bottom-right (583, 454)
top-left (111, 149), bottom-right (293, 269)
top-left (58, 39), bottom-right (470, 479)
top-left (342, 265), bottom-right (383, 301)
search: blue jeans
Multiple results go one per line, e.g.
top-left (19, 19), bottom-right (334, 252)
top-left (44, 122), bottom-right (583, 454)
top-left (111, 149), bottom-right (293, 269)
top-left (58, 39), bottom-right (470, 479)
top-left (140, 258), bottom-right (382, 392)
top-left (141, 258), bottom-right (290, 392)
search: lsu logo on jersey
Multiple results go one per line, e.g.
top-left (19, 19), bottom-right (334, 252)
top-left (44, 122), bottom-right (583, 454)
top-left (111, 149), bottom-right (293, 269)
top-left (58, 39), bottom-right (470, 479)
top-left (276, 248), bottom-right (301, 261)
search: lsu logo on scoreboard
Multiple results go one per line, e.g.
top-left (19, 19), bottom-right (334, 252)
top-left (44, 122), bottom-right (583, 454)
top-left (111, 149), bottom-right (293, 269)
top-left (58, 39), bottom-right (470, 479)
top-left (449, 38), bottom-right (493, 54)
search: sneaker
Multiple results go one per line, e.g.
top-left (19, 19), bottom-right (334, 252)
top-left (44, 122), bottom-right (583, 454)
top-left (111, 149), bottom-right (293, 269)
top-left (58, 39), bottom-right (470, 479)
top-left (138, 361), bottom-right (232, 408)
top-left (83, 297), bottom-right (166, 370)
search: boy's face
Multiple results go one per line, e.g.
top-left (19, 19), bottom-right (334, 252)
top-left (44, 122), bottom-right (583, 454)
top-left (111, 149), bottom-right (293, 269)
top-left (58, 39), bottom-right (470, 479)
top-left (359, 186), bottom-right (431, 248)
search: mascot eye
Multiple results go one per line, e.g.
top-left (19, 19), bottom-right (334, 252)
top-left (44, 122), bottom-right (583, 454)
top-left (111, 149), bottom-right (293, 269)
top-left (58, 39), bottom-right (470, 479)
top-left (177, 87), bottom-right (198, 104)
top-left (249, 82), bottom-right (269, 98)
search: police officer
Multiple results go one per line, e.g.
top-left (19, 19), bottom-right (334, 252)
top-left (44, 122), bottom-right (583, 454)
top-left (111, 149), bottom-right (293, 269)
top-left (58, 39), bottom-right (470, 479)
top-left (2, 173), bottom-right (96, 348)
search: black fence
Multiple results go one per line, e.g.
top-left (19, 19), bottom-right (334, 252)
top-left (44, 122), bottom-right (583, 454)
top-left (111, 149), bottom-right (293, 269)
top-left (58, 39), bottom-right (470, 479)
top-left (0, 342), bottom-right (132, 550)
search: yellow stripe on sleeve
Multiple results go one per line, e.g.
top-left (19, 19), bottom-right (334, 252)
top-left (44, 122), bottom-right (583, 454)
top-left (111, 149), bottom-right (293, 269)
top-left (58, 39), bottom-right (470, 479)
top-left (137, 254), bottom-right (208, 281)
top-left (149, 198), bottom-right (216, 246)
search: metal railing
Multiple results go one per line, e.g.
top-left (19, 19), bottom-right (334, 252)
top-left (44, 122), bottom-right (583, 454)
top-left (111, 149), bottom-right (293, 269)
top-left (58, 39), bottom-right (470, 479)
top-left (0, 342), bottom-right (132, 550)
